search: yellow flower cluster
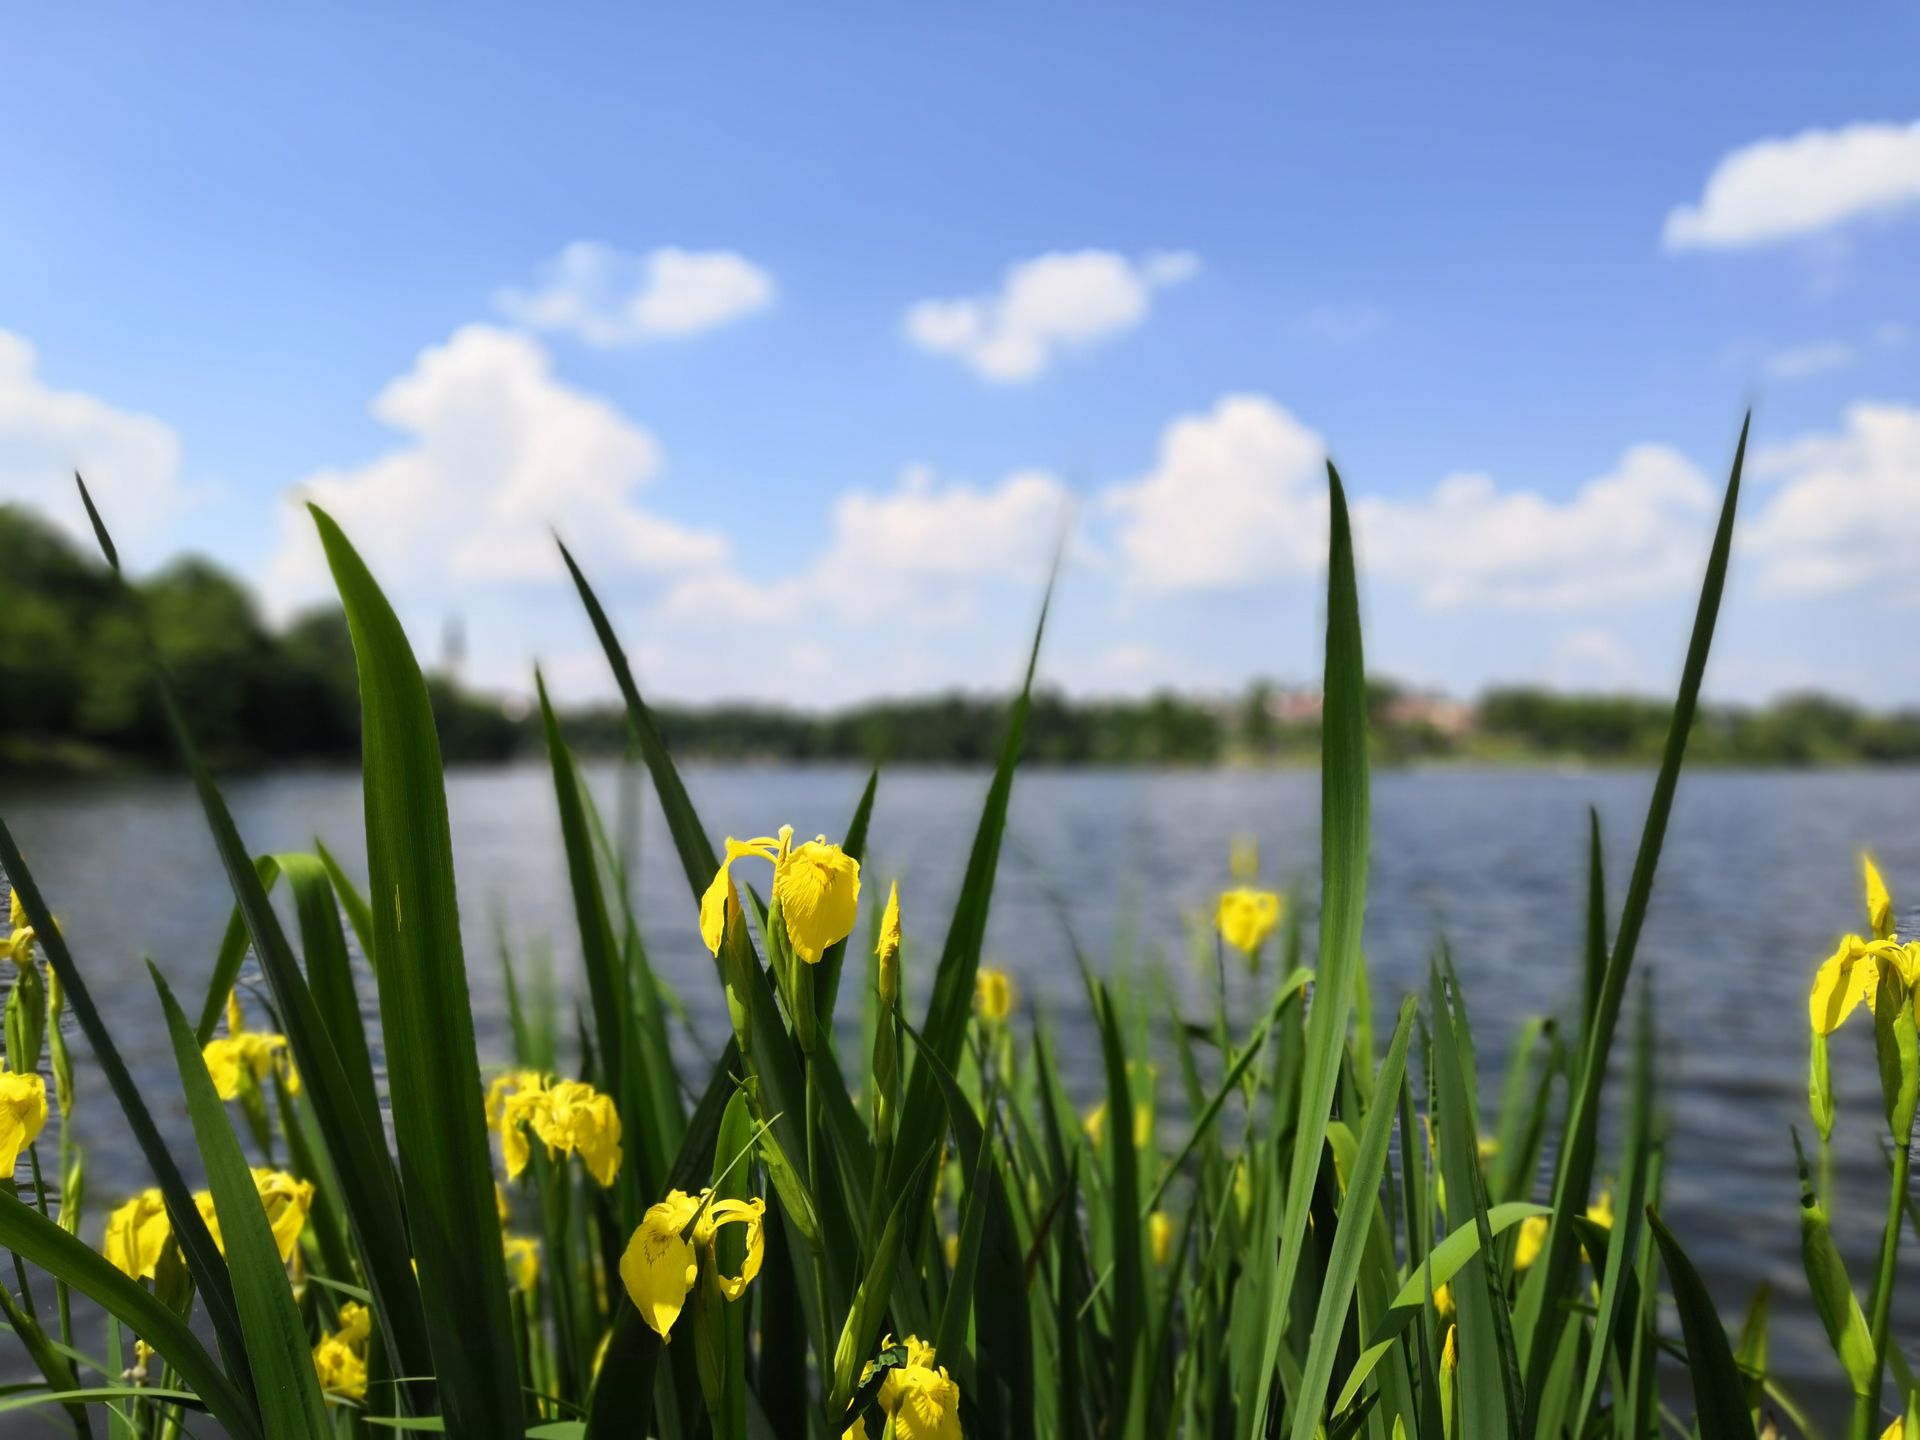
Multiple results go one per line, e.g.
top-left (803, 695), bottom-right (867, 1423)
top-left (103, 1168), bottom-right (314, 1279)
top-left (203, 990), bottom-right (300, 1100)
top-left (620, 1186), bottom-right (766, 1340)
top-left (312, 1300), bottom-right (370, 1402)
top-left (488, 1071), bottom-right (622, 1188)
top-left (1810, 856), bottom-right (1919, 1035)
top-left (843, 1333), bottom-right (962, 1440)
top-left (700, 826), bottom-right (862, 963)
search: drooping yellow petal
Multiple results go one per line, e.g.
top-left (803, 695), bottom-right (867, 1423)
top-left (254, 1169), bottom-right (316, 1263)
top-left (0, 1070), bottom-right (48, 1177)
top-left (699, 837), bottom-right (781, 957)
top-left (621, 1189), bottom-right (703, 1340)
top-left (774, 838), bottom-right (861, 964)
top-left (1810, 936), bottom-right (1883, 1035)
top-left (1864, 854), bottom-right (1894, 940)
top-left (104, 1189), bottom-right (172, 1280)
top-left (701, 1196), bottom-right (766, 1301)
top-left (1216, 888), bottom-right (1283, 955)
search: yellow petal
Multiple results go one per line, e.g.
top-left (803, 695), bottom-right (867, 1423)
top-left (774, 840), bottom-right (861, 964)
top-left (1216, 888), bottom-right (1283, 955)
top-left (1513, 1214), bottom-right (1548, 1272)
top-left (703, 1196), bottom-right (766, 1301)
top-left (973, 966), bottom-right (1015, 1024)
top-left (1810, 937), bottom-right (1880, 1035)
top-left (1149, 1210), bottom-right (1174, 1267)
top-left (621, 1190), bottom-right (703, 1340)
top-left (104, 1189), bottom-right (171, 1280)
top-left (0, 1071), bottom-right (48, 1178)
top-left (1865, 854), bottom-right (1894, 940)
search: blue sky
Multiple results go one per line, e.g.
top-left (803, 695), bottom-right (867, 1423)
top-left (3, 6), bottom-right (1918, 705)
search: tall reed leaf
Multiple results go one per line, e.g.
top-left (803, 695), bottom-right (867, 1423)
top-left (1519, 415), bottom-right (1746, 1424)
top-left (1646, 1208), bottom-right (1758, 1440)
top-left (1246, 460), bottom-right (1370, 1438)
top-left (313, 504), bottom-right (525, 1437)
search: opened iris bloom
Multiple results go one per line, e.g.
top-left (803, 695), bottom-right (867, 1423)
top-left (104, 1188), bottom-right (172, 1280)
top-left (195, 1168), bottom-right (314, 1264)
top-left (621, 1186), bottom-right (766, 1340)
top-left (700, 826), bottom-right (861, 963)
top-left (497, 1074), bottom-right (622, 1186)
top-left (312, 1303), bottom-right (370, 1402)
top-left (1810, 855), bottom-right (1919, 1035)
top-left (974, 966), bottom-right (1015, 1023)
top-left (203, 990), bottom-right (299, 1100)
top-left (843, 1333), bottom-right (962, 1440)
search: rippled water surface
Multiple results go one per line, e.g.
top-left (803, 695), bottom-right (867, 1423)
top-left (4, 761), bottom-right (1918, 1427)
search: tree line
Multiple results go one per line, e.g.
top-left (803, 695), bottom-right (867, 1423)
top-left (3, 502), bottom-right (1917, 772)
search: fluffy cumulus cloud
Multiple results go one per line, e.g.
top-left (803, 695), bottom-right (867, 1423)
top-left (0, 330), bottom-right (186, 556)
top-left (1355, 445), bottom-right (1718, 608)
top-left (1664, 120), bottom-right (1920, 250)
top-left (495, 242), bottom-right (775, 345)
top-left (905, 249), bottom-right (1198, 382)
top-left (268, 324), bottom-right (725, 602)
top-left (664, 463), bottom-right (1071, 626)
top-left (1102, 394), bottom-right (1330, 592)
top-left (1742, 402), bottom-right (1920, 598)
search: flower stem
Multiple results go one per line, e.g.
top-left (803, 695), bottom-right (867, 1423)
top-left (1857, 1126), bottom-right (1914, 1438)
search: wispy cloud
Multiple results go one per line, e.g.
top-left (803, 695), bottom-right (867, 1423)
top-left (495, 242), bottom-right (775, 345)
top-left (904, 249), bottom-right (1198, 382)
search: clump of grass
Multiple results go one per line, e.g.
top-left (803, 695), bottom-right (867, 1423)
top-left (0, 417), bottom-right (1914, 1439)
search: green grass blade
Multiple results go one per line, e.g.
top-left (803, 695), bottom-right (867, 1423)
top-left (0, 1192), bottom-right (259, 1440)
top-left (151, 962), bottom-right (331, 1437)
top-left (1521, 414), bottom-right (1747, 1424)
top-left (0, 818), bottom-right (254, 1395)
top-left (1288, 996), bottom-right (1416, 1440)
top-left (195, 854), bottom-right (281, 1043)
top-left (274, 852), bottom-right (384, 1145)
top-left (315, 838), bottom-right (379, 968)
top-left (1646, 1207), bottom-right (1758, 1440)
top-left (815, 769), bottom-right (878, 1029)
top-left (1247, 460), bottom-right (1370, 1439)
top-left (312, 503), bottom-right (525, 1437)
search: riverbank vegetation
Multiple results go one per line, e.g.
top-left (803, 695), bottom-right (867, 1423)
top-left (0, 424), bottom-right (1916, 1437)
top-left (5, 501), bottom-right (1919, 776)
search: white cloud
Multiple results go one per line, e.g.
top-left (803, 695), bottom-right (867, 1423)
top-left (905, 249), bottom-right (1198, 382)
top-left (1743, 401), bottom-right (1920, 598)
top-left (1356, 445), bottom-right (1717, 608)
top-left (1764, 341), bottom-right (1855, 380)
top-left (0, 330), bottom-right (186, 558)
top-left (495, 243), bottom-right (775, 345)
top-left (1103, 394), bottom-right (1330, 592)
top-left (663, 463), bottom-right (1071, 625)
top-left (1664, 120), bottom-right (1920, 250)
top-left (268, 324), bottom-right (725, 604)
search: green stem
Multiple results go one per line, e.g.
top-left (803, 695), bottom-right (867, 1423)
top-left (26, 1145), bottom-right (69, 1348)
top-left (1858, 1127), bottom-right (1914, 1438)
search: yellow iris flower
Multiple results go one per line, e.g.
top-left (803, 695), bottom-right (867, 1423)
top-left (620, 1186), bottom-right (767, 1340)
top-left (104, 1188), bottom-right (173, 1280)
top-left (843, 1334), bottom-right (962, 1440)
top-left (504, 1234), bottom-right (541, 1293)
top-left (1216, 888), bottom-right (1283, 955)
top-left (0, 1066), bottom-right (48, 1178)
top-left (699, 827), bottom-right (862, 964)
top-left (313, 1335), bottom-right (367, 1401)
top-left (974, 966), bottom-right (1016, 1024)
top-left (335, 1301), bottom-right (371, 1349)
top-left (877, 881), bottom-right (902, 1005)
top-left (194, 1168), bottom-right (315, 1264)
top-left (204, 990), bottom-right (300, 1099)
top-left (3, 887), bottom-right (42, 966)
top-left (1810, 855), bottom-right (1919, 1036)
top-left (1513, 1214), bottom-right (1548, 1272)
top-left (498, 1075), bottom-right (623, 1187)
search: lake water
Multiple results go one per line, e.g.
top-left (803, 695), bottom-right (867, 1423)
top-left (3, 761), bottom-right (1917, 1427)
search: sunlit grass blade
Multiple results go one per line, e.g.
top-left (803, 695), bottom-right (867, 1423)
top-left (1521, 414), bottom-right (1747, 1424)
top-left (274, 851), bottom-right (384, 1143)
top-left (1646, 1207), bottom-right (1758, 1440)
top-left (316, 838), bottom-right (379, 967)
top-left (0, 1193), bottom-right (259, 1440)
top-left (814, 768), bottom-right (877, 1029)
top-left (194, 854), bottom-right (280, 1043)
top-left (151, 962), bottom-right (331, 1437)
top-left (1288, 996), bottom-right (1415, 1440)
top-left (312, 503), bottom-right (525, 1436)
top-left (1246, 460), bottom-right (1370, 1440)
